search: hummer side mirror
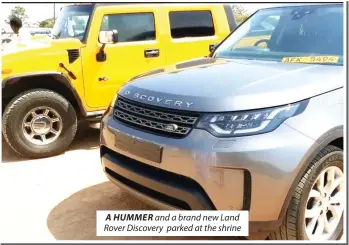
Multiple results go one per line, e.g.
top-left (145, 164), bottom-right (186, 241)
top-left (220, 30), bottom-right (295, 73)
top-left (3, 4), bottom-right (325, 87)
top-left (209, 42), bottom-right (219, 53)
top-left (208, 42), bottom-right (221, 58)
top-left (99, 30), bottom-right (118, 44)
top-left (97, 30), bottom-right (118, 62)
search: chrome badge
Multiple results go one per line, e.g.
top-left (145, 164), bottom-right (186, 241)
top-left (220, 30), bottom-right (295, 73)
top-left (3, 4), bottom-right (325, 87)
top-left (123, 90), bottom-right (194, 108)
top-left (165, 124), bottom-right (178, 132)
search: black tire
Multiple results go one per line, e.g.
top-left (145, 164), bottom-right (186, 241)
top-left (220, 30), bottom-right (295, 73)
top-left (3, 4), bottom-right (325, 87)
top-left (2, 89), bottom-right (78, 158)
top-left (269, 145), bottom-right (343, 240)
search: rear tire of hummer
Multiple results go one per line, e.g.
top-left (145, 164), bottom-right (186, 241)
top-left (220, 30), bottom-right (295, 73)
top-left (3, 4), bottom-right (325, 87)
top-left (2, 89), bottom-right (78, 159)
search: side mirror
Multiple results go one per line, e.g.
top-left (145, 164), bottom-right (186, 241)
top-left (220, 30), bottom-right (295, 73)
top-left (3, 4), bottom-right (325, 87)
top-left (209, 43), bottom-right (219, 53)
top-left (97, 30), bottom-right (118, 62)
top-left (99, 30), bottom-right (118, 44)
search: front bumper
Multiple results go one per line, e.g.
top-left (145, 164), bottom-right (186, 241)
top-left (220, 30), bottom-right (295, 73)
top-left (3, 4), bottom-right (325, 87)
top-left (100, 110), bottom-right (316, 231)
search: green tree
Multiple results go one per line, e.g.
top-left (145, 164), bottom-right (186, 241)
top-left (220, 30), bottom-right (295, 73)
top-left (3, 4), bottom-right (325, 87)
top-left (38, 18), bottom-right (55, 28)
top-left (232, 5), bottom-right (250, 25)
top-left (232, 4), bottom-right (248, 15)
top-left (5, 6), bottom-right (29, 25)
top-left (73, 17), bottom-right (86, 31)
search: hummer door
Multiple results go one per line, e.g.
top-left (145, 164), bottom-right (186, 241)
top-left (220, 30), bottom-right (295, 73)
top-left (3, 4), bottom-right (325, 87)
top-left (81, 6), bottom-right (167, 109)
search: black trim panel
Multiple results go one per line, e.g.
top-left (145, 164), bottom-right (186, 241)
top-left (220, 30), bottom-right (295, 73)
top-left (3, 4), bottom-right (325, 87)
top-left (101, 146), bottom-right (216, 210)
top-left (106, 167), bottom-right (191, 210)
top-left (2, 71), bottom-right (88, 117)
top-left (242, 170), bottom-right (252, 210)
top-left (2, 71), bottom-right (64, 88)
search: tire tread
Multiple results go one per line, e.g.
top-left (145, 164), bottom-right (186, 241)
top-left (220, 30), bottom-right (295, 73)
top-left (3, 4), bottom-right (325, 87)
top-left (269, 145), bottom-right (342, 240)
top-left (2, 89), bottom-right (77, 158)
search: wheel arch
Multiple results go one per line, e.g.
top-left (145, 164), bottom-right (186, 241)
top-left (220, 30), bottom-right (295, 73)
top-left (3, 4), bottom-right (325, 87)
top-left (2, 72), bottom-right (87, 118)
top-left (278, 126), bottom-right (343, 221)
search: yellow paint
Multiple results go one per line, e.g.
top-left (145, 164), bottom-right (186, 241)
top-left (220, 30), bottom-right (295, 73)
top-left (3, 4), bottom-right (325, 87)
top-left (2, 68), bottom-right (12, 74)
top-left (282, 56), bottom-right (339, 64)
top-left (2, 4), bottom-right (231, 112)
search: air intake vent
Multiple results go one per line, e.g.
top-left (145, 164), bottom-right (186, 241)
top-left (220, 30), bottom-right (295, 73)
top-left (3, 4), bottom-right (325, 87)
top-left (67, 49), bottom-right (80, 63)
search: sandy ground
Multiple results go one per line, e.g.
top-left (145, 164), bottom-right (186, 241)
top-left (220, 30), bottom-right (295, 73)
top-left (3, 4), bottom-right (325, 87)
top-left (0, 128), bottom-right (241, 242)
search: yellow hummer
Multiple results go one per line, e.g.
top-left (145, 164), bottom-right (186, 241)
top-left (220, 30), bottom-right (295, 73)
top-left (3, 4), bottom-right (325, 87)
top-left (2, 3), bottom-right (237, 158)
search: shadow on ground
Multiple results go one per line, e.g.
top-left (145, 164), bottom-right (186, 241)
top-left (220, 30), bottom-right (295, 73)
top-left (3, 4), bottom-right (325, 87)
top-left (47, 181), bottom-right (240, 240)
top-left (1, 126), bottom-right (100, 163)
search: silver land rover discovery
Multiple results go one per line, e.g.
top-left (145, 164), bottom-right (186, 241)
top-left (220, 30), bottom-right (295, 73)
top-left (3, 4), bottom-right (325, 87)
top-left (100, 3), bottom-right (344, 240)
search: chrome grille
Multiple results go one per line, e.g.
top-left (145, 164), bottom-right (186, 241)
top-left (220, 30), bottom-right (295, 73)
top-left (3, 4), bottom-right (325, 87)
top-left (113, 98), bottom-right (198, 137)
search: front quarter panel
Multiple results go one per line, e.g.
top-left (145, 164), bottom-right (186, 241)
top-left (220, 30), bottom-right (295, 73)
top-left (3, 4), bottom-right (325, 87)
top-left (284, 88), bottom-right (344, 143)
top-left (2, 39), bottom-right (88, 112)
top-left (2, 39), bottom-right (81, 77)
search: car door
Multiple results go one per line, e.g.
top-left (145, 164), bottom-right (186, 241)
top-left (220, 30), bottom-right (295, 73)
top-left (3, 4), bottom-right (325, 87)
top-left (81, 6), bottom-right (166, 109)
top-left (164, 6), bottom-right (222, 65)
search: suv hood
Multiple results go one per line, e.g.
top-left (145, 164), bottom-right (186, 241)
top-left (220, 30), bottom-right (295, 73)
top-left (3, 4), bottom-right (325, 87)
top-left (119, 58), bottom-right (343, 112)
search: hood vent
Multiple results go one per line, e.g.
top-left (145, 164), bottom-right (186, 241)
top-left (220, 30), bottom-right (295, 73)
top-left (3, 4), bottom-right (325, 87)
top-left (67, 49), bottom-right (80, 63)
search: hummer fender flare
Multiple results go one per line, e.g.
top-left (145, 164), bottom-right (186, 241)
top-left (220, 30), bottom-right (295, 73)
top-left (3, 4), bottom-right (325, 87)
top-left (2, 71), bottom-right (103, 118)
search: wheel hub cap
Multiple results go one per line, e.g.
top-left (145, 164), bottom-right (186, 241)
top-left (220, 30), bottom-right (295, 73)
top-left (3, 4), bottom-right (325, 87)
top-left (305, 166), bottom-right (344, 240)
top-left (31, 116), bottom-right (52, 134)
top-left (22, 107), bottom-right (63, 145)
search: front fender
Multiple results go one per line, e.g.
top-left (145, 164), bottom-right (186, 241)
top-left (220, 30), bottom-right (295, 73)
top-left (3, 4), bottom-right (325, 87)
top-left (2, 71), bottom-right (87, 117)
top-left (278, 125), bottom-right (343, 220)
top-left (278, 88), bottom-right (343, 221)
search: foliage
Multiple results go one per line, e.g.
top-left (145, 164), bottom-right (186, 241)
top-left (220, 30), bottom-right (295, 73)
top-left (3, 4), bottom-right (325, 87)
top-left (231, 5), bottom-right (250, 25)
top-left (38, 18), bottom-right (55, 28)
top-left (231, 4), bottom-right (248, 15)
top-left (235, 15), bottom-right (250, 25)
top-left (73, 17), bottom-right (86, 31)
top-left (5, 6), bottom-right (29, 25)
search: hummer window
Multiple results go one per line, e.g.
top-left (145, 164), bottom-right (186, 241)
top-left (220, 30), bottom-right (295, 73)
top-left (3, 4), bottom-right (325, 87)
top-left (101, 13), bottom-right (156, 42)
top-left (215, 4), bottom-right (343, 65)
top-left (169, 10), bottom-right (215, 38)
top-left (51, 4), bottom-right (93, 41)
top-left (234, 16), bottom-right (280, 49)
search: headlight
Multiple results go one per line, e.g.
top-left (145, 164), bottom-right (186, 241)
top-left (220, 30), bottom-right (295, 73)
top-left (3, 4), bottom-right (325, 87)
top-left (196, 100), bottom-right (308, 137)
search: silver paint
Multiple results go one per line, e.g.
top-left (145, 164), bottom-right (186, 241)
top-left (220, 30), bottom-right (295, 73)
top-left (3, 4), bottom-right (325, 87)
top-left (119, 58), bottom-right (343, 112)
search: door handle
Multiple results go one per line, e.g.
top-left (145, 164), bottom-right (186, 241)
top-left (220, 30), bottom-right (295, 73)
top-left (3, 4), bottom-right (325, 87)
top-left (98, 77), bottom-right (109, 82)
top-left (144, 49), bottom-right (159, 58)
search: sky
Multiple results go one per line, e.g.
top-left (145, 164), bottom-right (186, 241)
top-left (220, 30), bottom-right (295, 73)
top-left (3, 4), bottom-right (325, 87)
top-left (0, 3), bottom-right (276, 29)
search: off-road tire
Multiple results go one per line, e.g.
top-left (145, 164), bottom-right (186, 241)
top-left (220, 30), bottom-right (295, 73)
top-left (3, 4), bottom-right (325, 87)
top-left (2, 89), bottom-right (78, 158)
top-left (269, 145), bottom-right (343, 240)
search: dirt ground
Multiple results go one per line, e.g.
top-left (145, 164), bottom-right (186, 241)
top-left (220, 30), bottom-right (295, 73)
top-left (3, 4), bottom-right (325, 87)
top-left (0, 128), bottom-right (345, 242)
top-left (0, 128), bottom-right (243, 241)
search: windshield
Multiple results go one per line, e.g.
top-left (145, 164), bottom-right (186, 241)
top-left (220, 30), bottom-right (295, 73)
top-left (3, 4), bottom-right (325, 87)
top-left (214, 4), bottom-right (343, 65)
top-left (52, 4), bottom-right (93, 41)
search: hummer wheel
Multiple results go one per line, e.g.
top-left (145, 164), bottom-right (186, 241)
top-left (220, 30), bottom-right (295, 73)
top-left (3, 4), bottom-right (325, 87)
top-left (2, 89), bottom-right (77, 158)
